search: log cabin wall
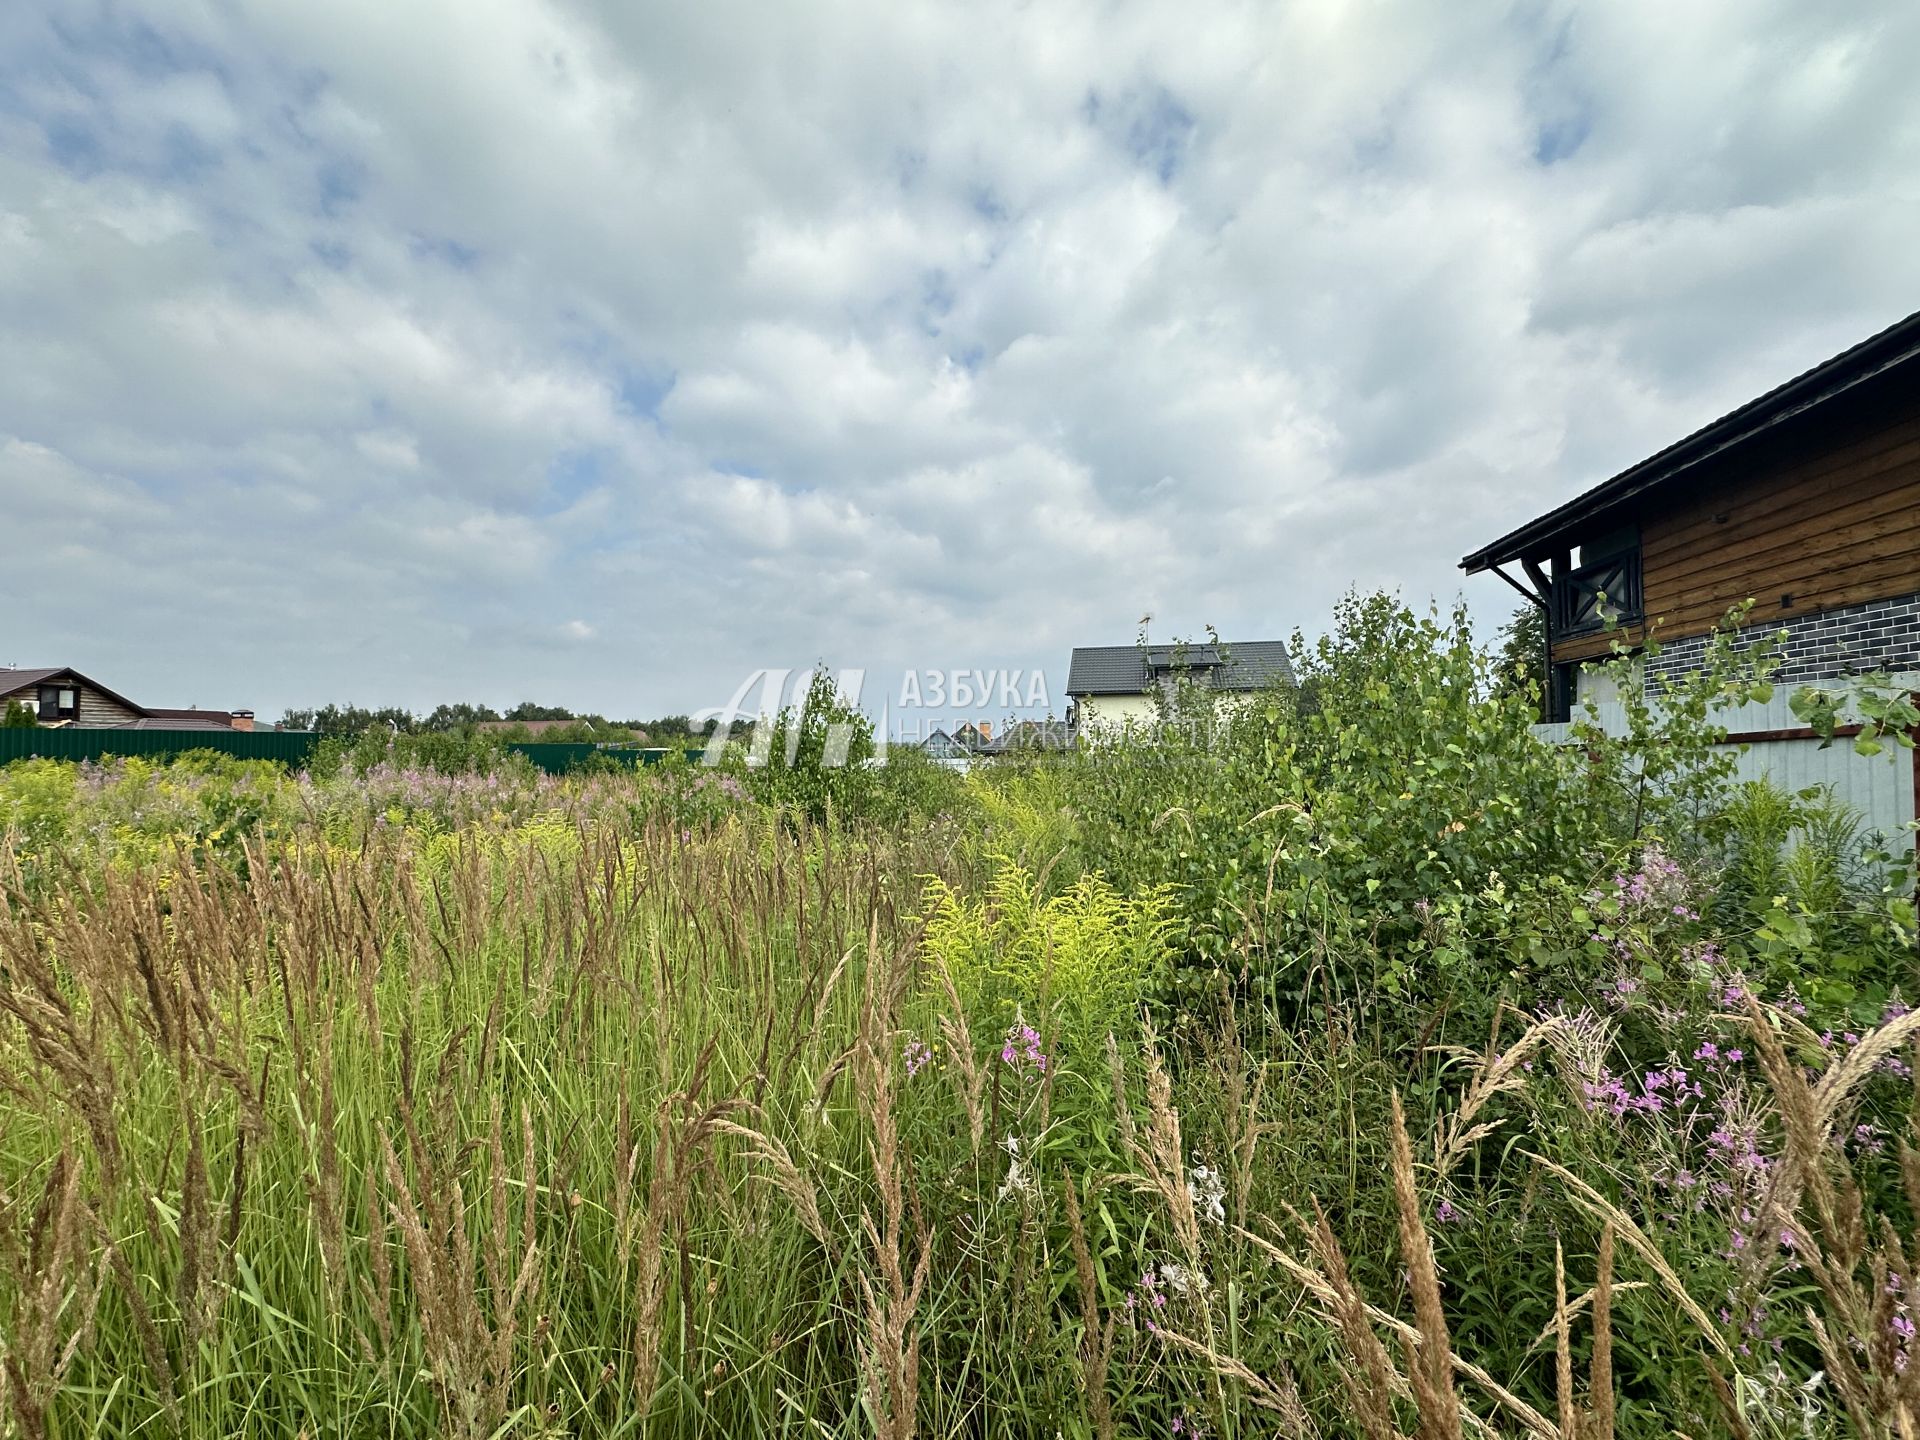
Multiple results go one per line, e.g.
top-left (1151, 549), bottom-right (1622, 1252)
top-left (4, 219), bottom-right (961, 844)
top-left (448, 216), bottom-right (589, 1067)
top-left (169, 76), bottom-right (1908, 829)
top-left (1550, 371), bottom-right (1920, 674)
top-left (74, 686), bottom-right (141, 727)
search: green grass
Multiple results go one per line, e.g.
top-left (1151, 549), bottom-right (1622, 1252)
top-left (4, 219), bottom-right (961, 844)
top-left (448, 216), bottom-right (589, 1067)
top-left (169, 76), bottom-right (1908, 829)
top-left (3, 734), bottom-right (1918, 1438)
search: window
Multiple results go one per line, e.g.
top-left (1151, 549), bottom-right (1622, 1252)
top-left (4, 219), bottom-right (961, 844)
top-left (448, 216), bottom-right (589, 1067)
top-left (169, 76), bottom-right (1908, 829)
top-left (37, 684), bottom-right (79, 721)
top-left (1551, 550), bottom-right (1643, 637)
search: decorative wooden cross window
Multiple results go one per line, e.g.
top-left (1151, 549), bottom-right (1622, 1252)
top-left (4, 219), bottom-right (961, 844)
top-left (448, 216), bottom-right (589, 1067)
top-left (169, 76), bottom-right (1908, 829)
top-left (1552, 551), bottom-right (1643, 636)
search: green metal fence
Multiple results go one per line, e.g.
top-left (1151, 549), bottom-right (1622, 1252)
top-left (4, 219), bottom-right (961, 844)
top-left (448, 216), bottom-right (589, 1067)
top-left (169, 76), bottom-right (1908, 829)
top-left (0, 728), bottom-right (708, 775)
top-left (0, 727), bottom-right (322, 766)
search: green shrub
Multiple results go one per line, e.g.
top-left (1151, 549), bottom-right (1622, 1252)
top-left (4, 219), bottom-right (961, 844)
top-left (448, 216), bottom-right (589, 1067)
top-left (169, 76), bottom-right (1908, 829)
top-left (0, 758), bottom-right (78, 863)
top-left (920, 862), bottom-right (1176, 1050)
top-left (744, 667), bottom-right (879, 824)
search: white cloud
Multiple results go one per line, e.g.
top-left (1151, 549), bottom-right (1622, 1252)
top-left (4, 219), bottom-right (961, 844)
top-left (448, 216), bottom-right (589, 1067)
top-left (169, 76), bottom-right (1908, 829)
top-left (1, 0), bottom-right (1916, 720)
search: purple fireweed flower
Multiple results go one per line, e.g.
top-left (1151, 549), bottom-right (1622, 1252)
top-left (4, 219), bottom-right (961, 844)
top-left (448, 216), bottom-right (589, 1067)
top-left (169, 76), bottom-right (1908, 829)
top-left (1001, 1018), bottom-right (1049, 1074)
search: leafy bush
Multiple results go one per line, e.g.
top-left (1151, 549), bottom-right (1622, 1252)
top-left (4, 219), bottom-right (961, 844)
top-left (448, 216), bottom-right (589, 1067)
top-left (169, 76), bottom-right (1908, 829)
top-left (920, 862), bottom-right (1176, 1051)
top-left (743, 666), bottom-right (879, 824)
top-left (0, 758), bottom-right (77, 869)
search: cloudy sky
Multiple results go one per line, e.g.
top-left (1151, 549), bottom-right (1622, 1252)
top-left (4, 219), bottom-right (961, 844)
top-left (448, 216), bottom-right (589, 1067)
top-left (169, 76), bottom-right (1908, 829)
top-left (2, 1), bottom-right (1917, 725)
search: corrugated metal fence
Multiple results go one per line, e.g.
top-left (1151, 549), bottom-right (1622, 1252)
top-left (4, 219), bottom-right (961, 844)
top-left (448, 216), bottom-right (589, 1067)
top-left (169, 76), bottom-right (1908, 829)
top-left (0, 729), bottom-right (706, 775)
top-left (1534, 679), bottom-right (1919, 842)
top-left (0, 728), bottom-right (322, 766)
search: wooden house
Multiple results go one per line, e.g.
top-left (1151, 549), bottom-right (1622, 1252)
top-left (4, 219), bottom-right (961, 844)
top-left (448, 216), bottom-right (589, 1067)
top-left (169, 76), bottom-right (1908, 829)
top-left (1461, 311), bottom-right (1920, 721)
top-left (0, 667), bottom-right (250, 730)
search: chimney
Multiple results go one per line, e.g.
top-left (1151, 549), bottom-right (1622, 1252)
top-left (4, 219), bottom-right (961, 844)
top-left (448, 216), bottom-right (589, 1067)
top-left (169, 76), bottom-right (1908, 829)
top-left (978, 720), bottom-right (992, 740)
top-left (231, 710), bottom-right (255, 733)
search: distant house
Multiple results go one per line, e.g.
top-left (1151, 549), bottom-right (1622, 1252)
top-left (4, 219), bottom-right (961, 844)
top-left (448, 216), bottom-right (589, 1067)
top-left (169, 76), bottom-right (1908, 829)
top-left (920, 728), bottom-right (970, 760)
top-left (0, 667), bottom-right (253, 731)
top-left (475, 719), bottom-right (594, 737)
top-left (1460, 311), bottom-right (1920, 721)
top-left (1065, 641), bottom-right (1295, 735)
top-left (978, 719), bottom-right (1073, 756)
top-left (918, 728), bottom-right (973, 769)
top-left (951, 721), bottom-right (993, 754)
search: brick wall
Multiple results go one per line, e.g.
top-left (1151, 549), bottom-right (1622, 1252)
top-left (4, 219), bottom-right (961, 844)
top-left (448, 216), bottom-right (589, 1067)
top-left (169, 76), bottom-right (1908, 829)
top-left (1645, 590), bottom-right (1920, 687)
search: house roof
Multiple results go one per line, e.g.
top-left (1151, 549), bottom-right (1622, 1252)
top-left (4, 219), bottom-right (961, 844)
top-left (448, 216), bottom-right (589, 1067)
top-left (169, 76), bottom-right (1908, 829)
top-left (920, 728), bottom-right (969, 757)
top-left (144, 708), bottom-right (235, 726)
top-left (0, 666), bottom-right (148, 716)
top-left (980, 719), bottom-right (1072, 754)
top-left (1460, 307), bottom-right (1920, 573)
top-left (1066, 641), bottom-right (1295, 696)
top-left (474, 719), bottom-right (593, 735)
top-left (113, 716), bottom-right (237, 731)
top-left (0, 667), bottom-right (64, 694)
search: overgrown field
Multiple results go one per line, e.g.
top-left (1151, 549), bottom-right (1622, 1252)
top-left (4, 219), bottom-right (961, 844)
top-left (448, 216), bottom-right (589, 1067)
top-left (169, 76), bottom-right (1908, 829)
top-left (3, 597), bottom-right (1919, 1438)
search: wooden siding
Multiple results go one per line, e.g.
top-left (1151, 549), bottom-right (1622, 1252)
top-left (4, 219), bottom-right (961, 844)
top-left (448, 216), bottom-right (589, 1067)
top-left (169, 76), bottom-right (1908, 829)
top-left (1552, 387), bottom-right (1920, 663)
top-left (75, 686), bottom-right (140, 726)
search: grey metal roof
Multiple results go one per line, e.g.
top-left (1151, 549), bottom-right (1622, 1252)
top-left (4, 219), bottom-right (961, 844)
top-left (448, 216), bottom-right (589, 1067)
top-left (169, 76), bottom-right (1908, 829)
top-left (1066, 640), bottom-right (1295, 696)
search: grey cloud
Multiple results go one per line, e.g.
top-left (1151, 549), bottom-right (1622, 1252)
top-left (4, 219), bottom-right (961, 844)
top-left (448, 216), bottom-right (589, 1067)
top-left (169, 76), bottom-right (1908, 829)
top-left (1, 0), bottom-right (1916, 720)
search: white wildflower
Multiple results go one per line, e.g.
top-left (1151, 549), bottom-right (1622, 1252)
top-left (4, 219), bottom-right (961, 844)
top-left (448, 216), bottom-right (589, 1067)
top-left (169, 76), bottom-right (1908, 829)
top-left (1158, 1260), bottom-right (1210, 1298)
top-left (1188, 1163), bottom-right (1226, 1227)
top-left (997, 1133), bottom-right (1034, 1204)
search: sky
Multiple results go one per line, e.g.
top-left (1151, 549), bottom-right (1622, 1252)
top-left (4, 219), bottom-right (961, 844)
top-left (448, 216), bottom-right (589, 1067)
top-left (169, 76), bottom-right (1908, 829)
top-left (2, 1), bottom-right (1917, 728)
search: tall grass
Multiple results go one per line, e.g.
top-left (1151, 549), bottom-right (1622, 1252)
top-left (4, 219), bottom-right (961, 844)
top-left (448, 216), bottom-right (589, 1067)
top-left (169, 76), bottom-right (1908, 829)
top-left (3, 788), bottom-right (1919, 1437)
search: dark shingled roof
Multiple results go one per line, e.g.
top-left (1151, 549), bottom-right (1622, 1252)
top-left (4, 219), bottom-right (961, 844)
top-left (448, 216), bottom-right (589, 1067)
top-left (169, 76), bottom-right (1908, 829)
top-left (1066, 641), bottom-right (1295, 696)
top-left (145, 708), bottom-right (236, 726)
top-left (0, 668), bottom-right (65, 693)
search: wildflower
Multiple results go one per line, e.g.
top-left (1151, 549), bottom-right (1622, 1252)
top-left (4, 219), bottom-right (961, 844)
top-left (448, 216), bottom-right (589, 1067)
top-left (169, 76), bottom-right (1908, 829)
top-left (1188, 1163), bottom-right (1226, 1227)
top-left (997, 1134), bottom-right (1034, 1203)
top-left (902, 1037), bottom-right (934, 1077)
top-left (1001, 1015), bottom-right (1049, 1075)
top-left (1159, 1260), bottom-right (1210, 1298)
top-left (1435, 1197), bottom-right (1463, 1224)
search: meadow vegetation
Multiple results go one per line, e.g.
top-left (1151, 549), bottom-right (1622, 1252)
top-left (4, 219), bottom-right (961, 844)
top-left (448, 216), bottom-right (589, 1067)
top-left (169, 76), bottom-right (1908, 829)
top-left (2, 594), bottom-right (1917, 1438)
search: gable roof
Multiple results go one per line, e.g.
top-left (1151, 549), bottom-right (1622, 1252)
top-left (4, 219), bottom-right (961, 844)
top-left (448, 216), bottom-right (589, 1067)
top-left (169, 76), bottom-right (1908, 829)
top-left (0, 666), bottom-right (147, 717)
top-left (920, 728), bottom-right (969, 758)
top-left (1066, 640), bottom-right (1294, 696)
top-left (1460, 307), bottom-right (1920, 573)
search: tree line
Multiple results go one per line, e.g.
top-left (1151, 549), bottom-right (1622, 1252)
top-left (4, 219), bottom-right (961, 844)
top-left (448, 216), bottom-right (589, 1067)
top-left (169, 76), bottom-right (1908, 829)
top-left (274, 701), bottom-right (749, 744)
